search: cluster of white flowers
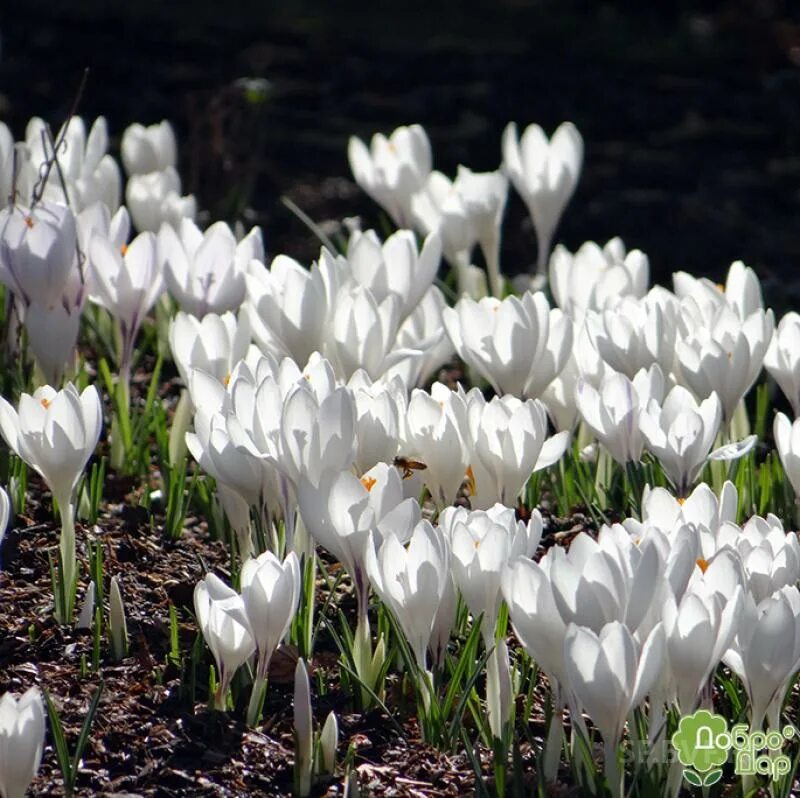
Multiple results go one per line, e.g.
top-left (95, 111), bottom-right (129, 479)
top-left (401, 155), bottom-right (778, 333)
top-left (3, 112), bottom-right (800, 796)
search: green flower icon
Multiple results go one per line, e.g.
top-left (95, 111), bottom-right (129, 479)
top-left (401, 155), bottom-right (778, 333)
top-left (671, 709), bottom-right (731, 773)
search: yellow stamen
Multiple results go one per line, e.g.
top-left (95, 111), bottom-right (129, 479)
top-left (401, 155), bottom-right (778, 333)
top-left (677, 497), bottom-right (686, 505)
top-left (633, 536), bottom-right (641, 546)
top-left (120, 243), bottom-right (128, 256)
top-left (716, 283), bottom-right (725, 292)
top-left (223, 374), bottom-right (231, 387)
top-left (360, 476), bottom-right (377, 492)
top-left (696, 558), bottom-right (709, 573)
top-left (40, 398), bottom-right (50, 409)
top-left (24, 216), bottom-right (34, 229)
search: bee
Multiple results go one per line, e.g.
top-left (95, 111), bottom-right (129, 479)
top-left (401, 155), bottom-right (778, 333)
top-left (393, 456), bottom-right (427, 480)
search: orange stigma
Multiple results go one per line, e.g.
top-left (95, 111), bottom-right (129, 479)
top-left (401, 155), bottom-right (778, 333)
top-left (360, 475), bottom-right (377, 492)
top-left (466, 465), bottom-right (476, 496)
top-left (696, 558), bottom-right (709, 573)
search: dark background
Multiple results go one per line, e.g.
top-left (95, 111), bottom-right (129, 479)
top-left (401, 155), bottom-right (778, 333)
top-left (3, 0), bottom-right (800, 308)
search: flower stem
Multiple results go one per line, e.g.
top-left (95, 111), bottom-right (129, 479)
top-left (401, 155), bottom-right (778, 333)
top-left (605, 739), bottom-right (623, 798)
top-left (58, 500), bottom-right (77, 624)
top-left (543, 704), bottom-right (564, 782)
top-left (246, 674), bottom-right (268, 727)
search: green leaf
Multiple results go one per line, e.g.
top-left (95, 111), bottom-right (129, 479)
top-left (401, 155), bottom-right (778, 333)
top-left (684, 769), bottom-right (702, 787)
top-left (71, 683), bottom-right (105, 780)
top-left (44, 691), bottom-right (73, 792)
top-left (703, 769), bottom-right (722, 786)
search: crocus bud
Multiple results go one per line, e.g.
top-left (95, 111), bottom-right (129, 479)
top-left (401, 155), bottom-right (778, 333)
top-left (109, 576), bottom-right (128, 661)
top-left (318, 711), bottom-right (338, 775)
top-left (0, 686), bottom-right (45, 798)
top-left (76, 581), bottom-right (96, 630)
top-left (0, 486), bottom-right (9, 563)
top-left (294, 658), bottom-right (313, 797)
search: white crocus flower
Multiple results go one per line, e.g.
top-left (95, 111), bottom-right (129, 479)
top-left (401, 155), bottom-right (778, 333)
top-left (502, 121), bottom-right (583, 277)
top-left (564, 621), bottom-right (665, 797)
top-left (675, 302), bottom-right (774, 423)
top-left (240, 550), bottom-right (301, 724)
top-left (548, 531), bottom-right (662, 635)
top-left (0, 686), bottom-right (45, 798)
top-left (576, 366), bottom-right (664, 467)
top-left (0, 383), bottom-right (101, 607)
top-left (586, 288), bottom-right (677, 378)
top-left (160, 219), bottom-right (260, 317)
top-left (0, 200), bottom-right (90, 383)
top-left (170, 310), bottom-right (252, 389)
top-left (639, 386), bottom-right (755, 496)
top-left (765, 312), bottom-right (800, 416)
top-left (453, 166), bottom-right (508, 298)
top-left (724, 585), bottom-right (800, 731)
top-left (0, 383), bottom-right (102, 511)
top-left (79, 202), bottom-right (130, 270)
top-left (126, 167), bottom-right (196, 233)
top-left (298, 465), bottom-right (419, 621)
top-left (17, 116), bottom-right (120, 212)
top-left (121, 120), bottom-right (177, 175)
top-left (89, 230), bottom-right (163, 381)
top-left (774, 412), bottom-right (800, 499)
top-left (365, 519), bottom-right (450, 680)
top-left (443, 291), bottom-right (570, 398)
top-left (735, 514), bottom-right (800, 602)
top-left (503, 555), bottom-right (568, 690)
top-left (326, 283), bottom-right (415, 381)
top-left (0, 200), bottom-right (78, 308)
top-left (186, 408), bottom-right (266, 510)
top-left (348, 124), bottom-right (432, 227)
top-left (245, 253), bottom-right (331, 365)
top-left (673, 260), bottom-right (763, 322)
top-left (410, 170), bottom-right (475, 290)
top-left (194, 573), bottom-right (256, 711)
top-left (447, 503), bottom-right (542, 643)
top-left (465, 392), bottom-right (569, 508)
top-left (640, 481), bottom-right (738, 538)
top-left (404, 382), bottom-right (471, 507)
top-left (549, 237), bottom-right (648, 319)
top-left (502, 554), bottom-right (570, 781)
top-left (346, 228), bottom-right (441, 322)
top-left (279, 383), bottom-right (357, 488)
top-left (663, 583), bottom-right (742, 712)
